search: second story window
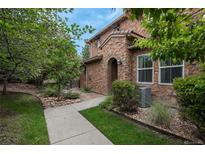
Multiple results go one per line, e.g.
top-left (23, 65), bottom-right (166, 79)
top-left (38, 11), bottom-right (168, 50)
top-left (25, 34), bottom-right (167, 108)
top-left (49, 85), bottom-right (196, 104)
top-left (113, 24), bottom-right (120, 31)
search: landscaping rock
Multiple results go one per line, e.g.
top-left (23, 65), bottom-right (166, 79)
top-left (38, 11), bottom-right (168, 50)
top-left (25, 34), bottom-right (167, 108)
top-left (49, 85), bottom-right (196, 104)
top-left (114, 107), bottom-right (204, 144)
top-left (40, 96), bottom-right (81, 109)
top-left (0, 83), bottom-right (103, 109)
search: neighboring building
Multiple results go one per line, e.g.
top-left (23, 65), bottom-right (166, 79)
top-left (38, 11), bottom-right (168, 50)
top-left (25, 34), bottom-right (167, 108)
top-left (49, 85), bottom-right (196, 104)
top-left (80, 14), bottom-right (200, 103)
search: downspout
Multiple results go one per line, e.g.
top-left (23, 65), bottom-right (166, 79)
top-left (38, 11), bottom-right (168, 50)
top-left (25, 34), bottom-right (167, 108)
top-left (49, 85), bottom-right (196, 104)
top-left (85, 65), bottom-right (88, 88)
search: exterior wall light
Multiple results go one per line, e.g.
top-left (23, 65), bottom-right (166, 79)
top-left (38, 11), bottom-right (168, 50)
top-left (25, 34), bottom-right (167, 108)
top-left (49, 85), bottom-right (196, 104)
top-left (117, 59), bottom-right (122, 65)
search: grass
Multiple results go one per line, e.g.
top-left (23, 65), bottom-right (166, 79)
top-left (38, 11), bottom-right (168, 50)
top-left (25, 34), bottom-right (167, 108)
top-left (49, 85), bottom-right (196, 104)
top-left (80, 87), bottom-right (92, 93)
top-left (0, 92), bottom-right (49, 144)
top-left (80, 107), bottom-right (184, 145)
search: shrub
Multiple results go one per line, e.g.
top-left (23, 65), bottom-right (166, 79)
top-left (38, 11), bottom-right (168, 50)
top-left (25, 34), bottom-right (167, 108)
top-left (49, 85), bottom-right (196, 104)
top-left (100, 96), bottom-right (114, 110)
top-left (40, 86), bottom-right (58, 97)
top-left (80, 87), bottom-right (92, 93)
top-left (173, 73), bottom-right (205, 136)
top-left (112, 80), bottom-right (139, 112)
top-left (63, 92), bottom-right (80, 99)
top-left (150, 101), bottom-right (171, 128)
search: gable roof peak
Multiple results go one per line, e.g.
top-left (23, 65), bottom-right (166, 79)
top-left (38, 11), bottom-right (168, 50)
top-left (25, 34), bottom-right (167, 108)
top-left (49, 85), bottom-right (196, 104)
top-left (86, 14), bottom-right (128, 43)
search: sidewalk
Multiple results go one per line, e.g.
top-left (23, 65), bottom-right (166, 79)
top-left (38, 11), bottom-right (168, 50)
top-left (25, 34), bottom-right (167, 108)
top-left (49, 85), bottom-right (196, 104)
top-left (44, 96), bottom-right (113, 145)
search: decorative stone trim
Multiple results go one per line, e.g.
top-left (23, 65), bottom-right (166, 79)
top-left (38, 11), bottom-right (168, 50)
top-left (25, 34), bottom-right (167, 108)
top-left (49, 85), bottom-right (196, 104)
top-left (99, 30), bottom-right (144, 49)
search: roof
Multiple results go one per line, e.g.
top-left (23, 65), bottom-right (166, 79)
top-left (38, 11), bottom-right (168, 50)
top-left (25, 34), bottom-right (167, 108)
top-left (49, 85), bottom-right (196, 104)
top-left (86, 14), bottom-right (128, 43)
top-left (99, 29), bottom-right (145, 48)
top-left (83, 54), bottom-right (103, 64)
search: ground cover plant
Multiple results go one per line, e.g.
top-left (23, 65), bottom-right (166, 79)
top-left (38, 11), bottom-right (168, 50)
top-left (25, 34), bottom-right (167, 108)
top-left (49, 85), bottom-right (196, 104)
top-left (80, 87), bottom-right (92, 93)
top-left (99, 95), bottom-right (113, 110)
top-left (63, 91), bottom-right (80, 99)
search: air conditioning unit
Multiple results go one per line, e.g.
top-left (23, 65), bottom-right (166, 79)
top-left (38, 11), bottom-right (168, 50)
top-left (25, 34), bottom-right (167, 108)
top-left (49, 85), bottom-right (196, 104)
top-left (138, 85), bottom-right (152, 108)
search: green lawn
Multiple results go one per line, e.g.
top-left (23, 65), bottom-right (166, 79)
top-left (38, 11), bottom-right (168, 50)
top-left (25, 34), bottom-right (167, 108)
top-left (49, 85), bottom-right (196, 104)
top-left (0, 92), bottom-right (49, 144)
top-left (80, 107), bottom-right (184, 145)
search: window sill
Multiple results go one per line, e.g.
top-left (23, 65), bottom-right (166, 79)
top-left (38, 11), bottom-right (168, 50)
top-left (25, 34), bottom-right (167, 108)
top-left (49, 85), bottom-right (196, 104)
top-left (137, 82), bottom-right (154, 85)
top-left (158, 83), bottom-right (173, 86)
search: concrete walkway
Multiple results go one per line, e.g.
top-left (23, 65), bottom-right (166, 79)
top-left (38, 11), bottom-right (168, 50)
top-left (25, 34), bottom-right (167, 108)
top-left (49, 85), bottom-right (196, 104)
top-left (44, 96), bottom-right (113, 145)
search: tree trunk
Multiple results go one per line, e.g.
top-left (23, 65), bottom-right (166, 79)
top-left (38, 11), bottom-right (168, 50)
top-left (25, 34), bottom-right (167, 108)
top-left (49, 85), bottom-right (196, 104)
top-left (2, 79), bottom-right (7, 95)
top-left (57, 83), bottom-right (61, 101)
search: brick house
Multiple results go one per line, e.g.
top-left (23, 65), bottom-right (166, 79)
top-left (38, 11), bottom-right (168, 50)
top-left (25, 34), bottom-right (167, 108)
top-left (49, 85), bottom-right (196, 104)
top-left (81, 14), bottom-right (200, 103)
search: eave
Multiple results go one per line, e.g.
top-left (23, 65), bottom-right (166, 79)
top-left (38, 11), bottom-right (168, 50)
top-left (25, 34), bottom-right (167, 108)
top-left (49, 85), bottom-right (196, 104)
top-left (86, 15), bottom-right (127, 43)
top-left (99, 30), bottom-right (145, 49)
top-left (83, 54), bottom-right (103, 64)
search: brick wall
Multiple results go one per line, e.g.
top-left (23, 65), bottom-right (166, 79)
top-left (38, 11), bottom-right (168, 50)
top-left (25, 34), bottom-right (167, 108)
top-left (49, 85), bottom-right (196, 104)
top-left (86, 36), bottom-right (129, 94)
top-left (85, 17), bottom-right (200, 105)
top-left (130, 50), bottom-right (200, 105)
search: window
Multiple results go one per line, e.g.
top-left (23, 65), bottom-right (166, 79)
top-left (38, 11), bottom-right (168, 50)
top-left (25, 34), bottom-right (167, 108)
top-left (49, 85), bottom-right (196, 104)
top-left (137, 54), bottom-right (153, 83)
top-left (113, 25), bottom-right (120, 31)
top-left (159, 59), bottom-right (184, 84)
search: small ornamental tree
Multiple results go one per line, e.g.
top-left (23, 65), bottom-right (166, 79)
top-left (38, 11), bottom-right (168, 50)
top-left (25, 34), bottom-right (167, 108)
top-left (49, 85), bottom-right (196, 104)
top-left (47, 38), bottom-right (81, 100)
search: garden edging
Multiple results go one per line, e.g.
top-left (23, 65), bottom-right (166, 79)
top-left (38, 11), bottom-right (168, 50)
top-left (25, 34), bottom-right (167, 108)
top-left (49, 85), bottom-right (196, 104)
top-left (111, 109), bottom-right (201, 145)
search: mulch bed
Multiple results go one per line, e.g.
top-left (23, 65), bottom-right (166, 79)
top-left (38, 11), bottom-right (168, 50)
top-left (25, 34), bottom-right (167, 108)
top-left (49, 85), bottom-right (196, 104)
top-left (113, 107), bottom-right (204, 144)
top-left (39, 88), bottom-right (103, 109)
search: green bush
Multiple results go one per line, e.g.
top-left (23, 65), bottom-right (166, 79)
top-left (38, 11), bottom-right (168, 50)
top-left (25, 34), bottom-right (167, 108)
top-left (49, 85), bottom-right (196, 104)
top-left (173, 73), bottom-right (205, 136)
top-left (40, 86), bottom-right (58, 97)
top-left (100, 96), bottom-right (114, 110)
top-left (63, 92), bottom-right (80, 99)
top-left (150, 101), bottom-right (171, 128)
top-left (112, 80), bottom-right (139, 112)
top-left (80, 87), bottom-right (92, 93)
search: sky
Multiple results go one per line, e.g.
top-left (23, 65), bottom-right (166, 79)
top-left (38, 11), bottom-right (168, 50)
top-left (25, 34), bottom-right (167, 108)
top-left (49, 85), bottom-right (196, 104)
top-left (66, 8), bottom-right (123, 54)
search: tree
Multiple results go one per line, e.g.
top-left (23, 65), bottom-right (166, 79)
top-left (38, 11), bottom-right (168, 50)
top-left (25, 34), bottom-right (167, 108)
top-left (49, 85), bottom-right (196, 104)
top-left (47, 38), bottom-right (81, 100)
top-left (125, 8), bottom-right (205, 63)
top-left (0, 8), bottom-right (94, 94)
top-left (81, 44), bottom-right (90, 61)
top-left (0, 8), bottom-right (51, 94)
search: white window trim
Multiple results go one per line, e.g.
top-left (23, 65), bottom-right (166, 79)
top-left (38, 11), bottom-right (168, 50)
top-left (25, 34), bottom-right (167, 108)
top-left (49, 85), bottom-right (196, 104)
top-left (136, 54), bottom-right (154, 84)
top-left (158, 60), bottom-right (185, 85)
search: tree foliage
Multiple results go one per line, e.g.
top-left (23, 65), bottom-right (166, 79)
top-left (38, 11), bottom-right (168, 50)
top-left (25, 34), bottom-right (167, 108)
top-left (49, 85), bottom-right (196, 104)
top-left (47, 38), bottom-right (81, 99)
top-left (0, 8), bottom-right (94, 94)
top-left (173, 73), bottom-right (205, 138)
top-left (81, 44), bottom-right (90, 61)
top-left (126, 8), bottom-right (205, 63)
